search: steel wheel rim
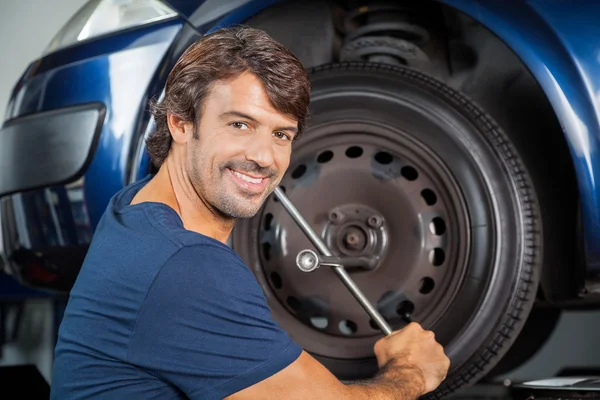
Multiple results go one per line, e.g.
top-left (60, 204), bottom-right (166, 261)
top-left (237, 119), bottom-right (471, 360)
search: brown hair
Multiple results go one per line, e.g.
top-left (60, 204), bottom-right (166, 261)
top-left (146, 25), bottom-right (311, 167)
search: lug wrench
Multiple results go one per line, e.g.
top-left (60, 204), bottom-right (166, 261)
top-left (273, 187), bottom-right (393, 336)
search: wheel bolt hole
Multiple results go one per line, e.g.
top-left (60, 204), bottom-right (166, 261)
top-left (339, 320), bottom-right (358, 335)
top-left (291, 164), bottom-right (306, 179)
top-left (429, 217), bottom-right (446, 236)
top-left (419, 277), bottom-right (435, 294)
top-left (374, 151), bottom-right (393, 164)
top-left (270, 272), bottom-right (282, 289)
top-left (369, 319), bottom-right (379, 330)
top-left (401, 166), bottom-right (418, 181)
top-left (264, 213), bottom-right (273, 231)
top-left (262, 242), bottom-right (272, 261)
top-left (287, 296), bottom-right (301, 312)
top-left (310, 316), bottom-right (329, 329)
top-left (396, 300), bottom-right (415, 316)
top-left (329, 210), bottom-right (342, 223)
top-left (368, 214), bottom-right (383, 229)
top-left (317, 150), bottom-right (334, 163)
top-left (421, 189), bottom-right (437, 206)
top-left (429, 248), bottom-right (445, 266)
top-left (273, 186), bottom-right (286, 202)
top-left (346, 146), bottom-right (363, 158)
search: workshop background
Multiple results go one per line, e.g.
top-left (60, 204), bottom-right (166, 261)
top-left (0, 0), bottom-right (599, 388)
top-left (0, 0), bottom-right (88, 384)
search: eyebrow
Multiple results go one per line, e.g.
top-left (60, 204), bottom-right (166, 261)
top-left (221, 110), bottom-right (298, 135)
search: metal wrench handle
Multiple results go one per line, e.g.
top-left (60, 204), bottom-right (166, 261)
top-left (273, 187), bottom-right (393, 336)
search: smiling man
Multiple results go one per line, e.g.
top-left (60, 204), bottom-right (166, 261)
top-left (50, 26), bottom-right (449, 399)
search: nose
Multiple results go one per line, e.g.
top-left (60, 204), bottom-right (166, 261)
top-left (245, 130), bottom-right (275, 168)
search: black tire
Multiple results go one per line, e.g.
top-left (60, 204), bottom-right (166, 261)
top-left (232, 62), bottom-right (543, 397)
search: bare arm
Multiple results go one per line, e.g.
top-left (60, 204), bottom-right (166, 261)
top-left (226, 323), bottom-right (448, 400)
top-left (346, 360), bottom-right (426, 400)
top-left (225, 351), bottom-right (424, 400)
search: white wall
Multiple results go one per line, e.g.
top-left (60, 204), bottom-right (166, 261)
top-left (0, 0), bottom-right (88, 124)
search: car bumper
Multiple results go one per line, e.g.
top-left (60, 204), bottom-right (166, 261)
top-left (0, 18), bottom-right (191, 290)
top-left (0, 104), bottom-right (104, 290)
top-left (0, 104), bottom-right (105, 198)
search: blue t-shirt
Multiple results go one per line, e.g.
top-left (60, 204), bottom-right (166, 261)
top-left (50, 175), bottom-right (302, 399)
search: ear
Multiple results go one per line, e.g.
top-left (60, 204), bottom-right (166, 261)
top-left (167, 113), bottom-right (194, 144)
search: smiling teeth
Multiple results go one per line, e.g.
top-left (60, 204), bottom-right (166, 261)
top-left (233, 170), bottom-right (263, 184)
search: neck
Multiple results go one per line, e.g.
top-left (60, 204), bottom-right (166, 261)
top-left (132, 155), bottom-right (235, 244)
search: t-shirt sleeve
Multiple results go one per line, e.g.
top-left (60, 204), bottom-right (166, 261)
top-left (127, 243), bottom-right (302, 399)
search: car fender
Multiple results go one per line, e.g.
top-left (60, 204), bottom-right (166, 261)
top-left (439, 0), bottom-right (600, 274)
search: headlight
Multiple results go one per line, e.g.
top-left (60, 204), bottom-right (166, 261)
top-left (45, 0), bottom-right (178, 54)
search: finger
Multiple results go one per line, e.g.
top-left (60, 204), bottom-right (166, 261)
top-left (424, 330), bottom-right (436, 340)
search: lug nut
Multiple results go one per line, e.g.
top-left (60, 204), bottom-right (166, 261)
top-left (368, 215), bottom-right (383, 229)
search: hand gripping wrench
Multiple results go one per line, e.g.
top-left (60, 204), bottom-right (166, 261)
top-left (273, 187), bottom-right (393, 336)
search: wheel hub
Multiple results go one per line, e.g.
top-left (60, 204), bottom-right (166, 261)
top-left (325, 204), bottom-right (387, 268)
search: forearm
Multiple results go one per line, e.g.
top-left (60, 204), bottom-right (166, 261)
top-left (343, 362), bottom-right (425, 400)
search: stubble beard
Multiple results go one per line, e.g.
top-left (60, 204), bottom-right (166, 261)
top-left (206, 171), bottom-right (276, 219)
top-left (188, 148), bottom-right (279, 220)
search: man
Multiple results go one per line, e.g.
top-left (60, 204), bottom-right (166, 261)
top-left (51, 26), bottom-right (449, 399)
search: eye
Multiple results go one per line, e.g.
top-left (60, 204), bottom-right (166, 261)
top-left (274, 131), bottom-right (291, 141)
top-left (230, 122), bottom-right (249, 130)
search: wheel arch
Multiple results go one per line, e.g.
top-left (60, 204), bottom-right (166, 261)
top-left (440, 0), bottom-right (600, 279)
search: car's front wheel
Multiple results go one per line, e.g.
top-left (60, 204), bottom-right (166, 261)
top-left (232, 62), bottom-right (542, 397)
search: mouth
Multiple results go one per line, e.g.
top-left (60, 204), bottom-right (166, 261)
top-left (227, 168), bottom-right (270, 194)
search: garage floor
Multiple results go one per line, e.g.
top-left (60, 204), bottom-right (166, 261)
top-left (447, 309), bottom-right (600, 399)
top-left (494, 310), bottom-right (600, 383)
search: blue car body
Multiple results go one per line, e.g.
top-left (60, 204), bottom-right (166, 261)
top-left (445, 0), bottom-right (600, 275)
top-left (0, 0), bottom-right (599, 289)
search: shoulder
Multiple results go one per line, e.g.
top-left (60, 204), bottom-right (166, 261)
top-left (147, 242), bottom-right (266, 311)
top-left (163, 241), bottom-right (252, 281)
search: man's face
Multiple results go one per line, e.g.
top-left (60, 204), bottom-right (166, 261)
top-left (185, 72), bottom-right (298, 219)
